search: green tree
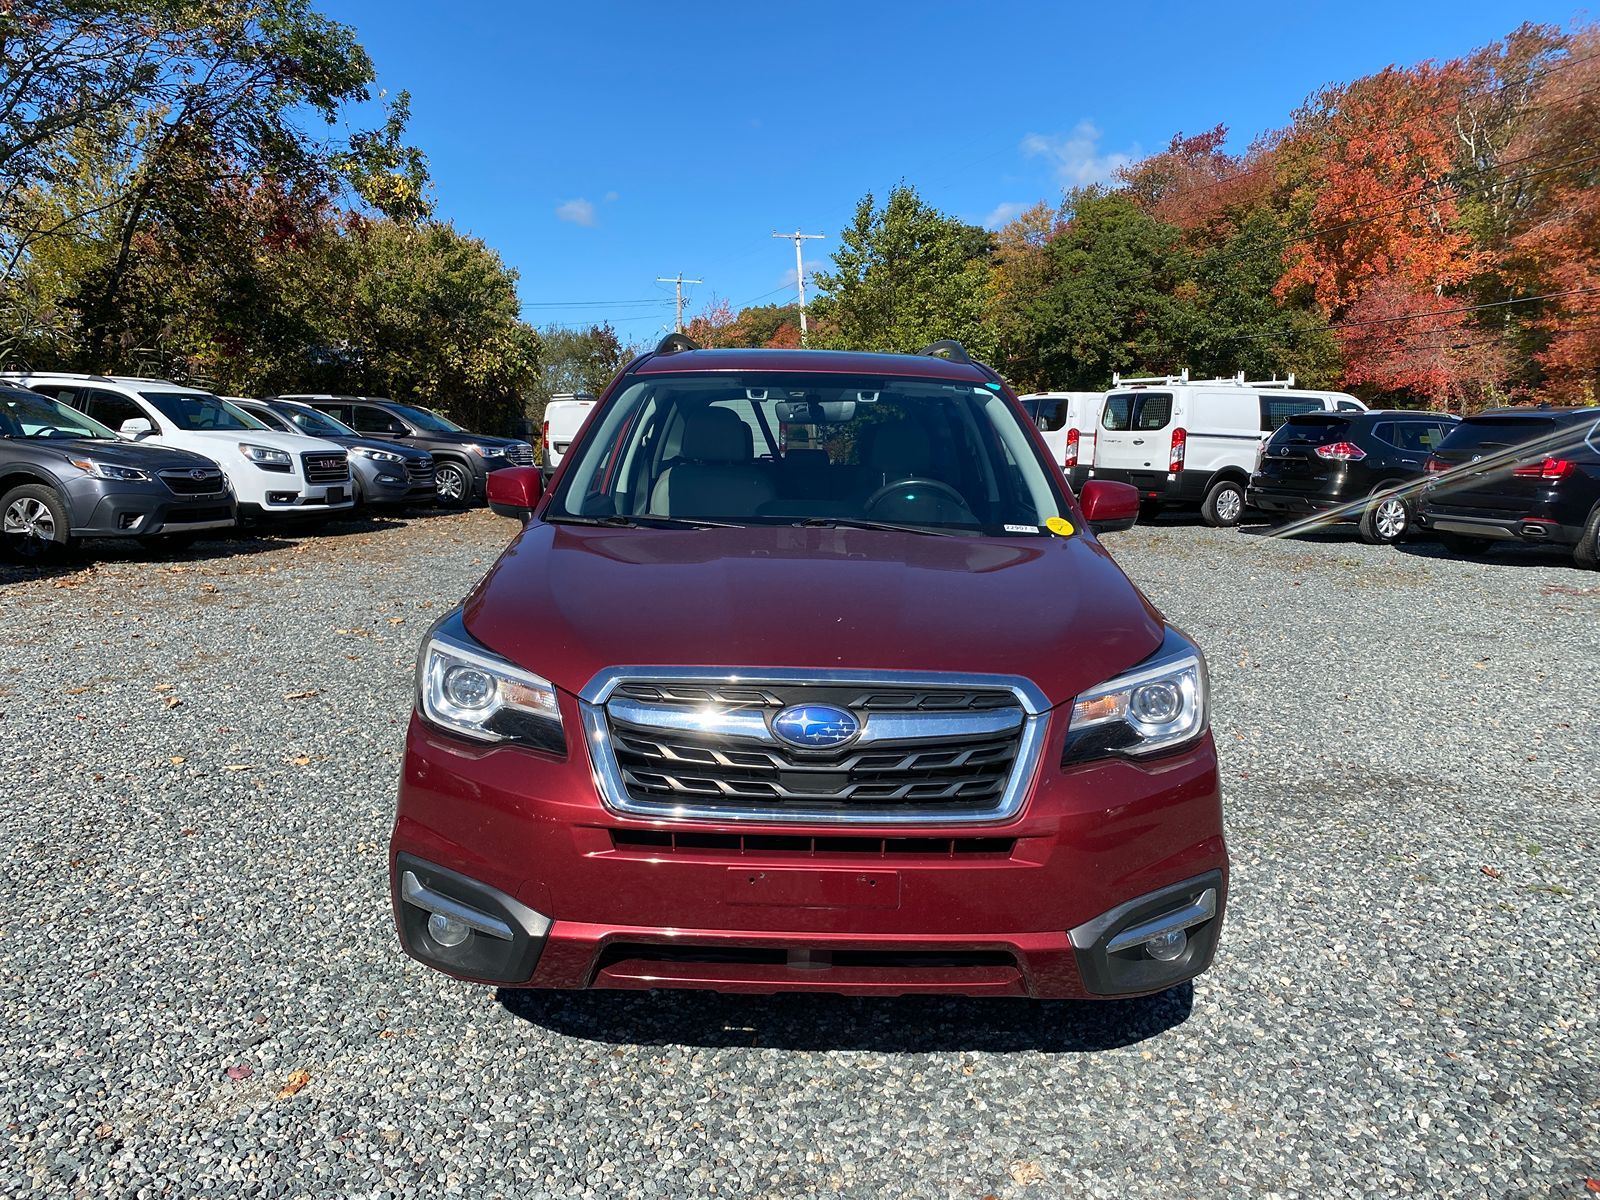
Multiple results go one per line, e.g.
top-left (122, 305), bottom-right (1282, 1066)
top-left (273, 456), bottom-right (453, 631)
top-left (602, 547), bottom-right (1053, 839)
top-left (810, 185), bottom-right (994, 358)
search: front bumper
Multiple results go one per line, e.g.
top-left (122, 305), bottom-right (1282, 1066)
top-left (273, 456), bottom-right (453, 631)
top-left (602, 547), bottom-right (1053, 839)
top-left (389, 709), bottom-right (1228, 999)
top-left (68, 483), bottom-right (236, 538)
top-left (245, 481), bottom-right (357, 517)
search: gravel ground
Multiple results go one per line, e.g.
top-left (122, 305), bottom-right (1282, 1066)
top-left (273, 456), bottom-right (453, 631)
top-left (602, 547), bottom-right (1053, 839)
top-left (0, 508), bottom-right (1595, 1199)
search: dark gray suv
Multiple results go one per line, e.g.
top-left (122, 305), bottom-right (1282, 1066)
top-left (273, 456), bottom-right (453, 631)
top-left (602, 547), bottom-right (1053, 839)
top-left (234, 398), bottom-right (437, 508)
top-left (0, 385), bottom-right (236, 558)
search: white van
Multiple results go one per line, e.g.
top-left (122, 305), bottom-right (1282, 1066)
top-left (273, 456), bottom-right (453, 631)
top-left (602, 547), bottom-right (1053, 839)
top-left (1017, 391), bottom-right (1104, 489)
top-left (1089, 371), bottom-right (1367, 526)
top-left (542, 392), bottom-right (596, 482)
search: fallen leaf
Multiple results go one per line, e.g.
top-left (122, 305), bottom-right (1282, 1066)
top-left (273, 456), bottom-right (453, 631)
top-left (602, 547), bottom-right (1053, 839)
top-left (1009, 1162), bottom-right (1045, 1186)
top-left (225, 1064), bottom-right (252, 1081)
top-left (163, 696), bottom-right (182, 710)
top-left (153, 682), bottom-right (174, 692)
top-left (290, 754), bottom-right (311, 767)
top-left (283, 689), bottom-right (320, 701)
top-left (64, 685), bottom-right (94, 696)
top-left (169, 756), bottom-right (186, 765)
top-left (1481, 865), bottom-right (1501, 879)
top-left (222, 764), bottom-right (255, 772)
top-left (387, 616), bottom-right (404, 625)
top-left (94, 1122), bottom-right (114, 1139)
top-left (276, 1068), bottom-right (312, 1099)
top-left (1587, 1181), bottom-right (1600, 1194)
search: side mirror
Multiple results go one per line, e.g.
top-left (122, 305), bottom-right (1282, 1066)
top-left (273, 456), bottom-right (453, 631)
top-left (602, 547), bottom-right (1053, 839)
top-left (119, 417), bottom-right (155, 440)
top-left (1079, 480), bottom-right (1139, 533)
top-left (486, 465), bottom-right (544, 523)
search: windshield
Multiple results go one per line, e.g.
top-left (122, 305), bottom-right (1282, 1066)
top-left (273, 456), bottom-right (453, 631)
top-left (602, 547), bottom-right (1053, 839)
top-left (141, 391), bottom-right (266, 432)
top-left (390, 403), bottom-right (464, 433)
top-left (282, 405), bottom-right (355, 438)
top-left (548, 371), bottom-right (1067, 535)
top-left (0, 390), bottom-right (119, 439)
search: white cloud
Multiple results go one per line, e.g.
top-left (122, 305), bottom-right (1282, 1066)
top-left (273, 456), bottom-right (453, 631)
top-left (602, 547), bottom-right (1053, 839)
top-left (556, 198), bottom-right (597, 226)
top-left (780, 258), bottom-right (824, 289)
top-left (983, 201), bottom-right (1029, 230)
top-left (1021, 121), bottom-right (1139, 187)
top-left (603, 191), bottom-right (619, 203)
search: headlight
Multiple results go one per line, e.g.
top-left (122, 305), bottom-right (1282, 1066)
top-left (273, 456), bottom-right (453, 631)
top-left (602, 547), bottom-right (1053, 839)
top-left (418, 614), bottom-right (564, 755)
top-left (352, 446), bottom-right (406, 464)
top-left (238, 443), bottom-right (293, 469)
top-left (468, 443), bottom-right (508, 458)
top-left (67, 458), bottom-right (151, 482)
top-left (1062, 633), bottom-right (1208, 764)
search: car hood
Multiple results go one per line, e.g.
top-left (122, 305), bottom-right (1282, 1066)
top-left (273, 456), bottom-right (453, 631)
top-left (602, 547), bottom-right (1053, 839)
top-left (329, 435), bottom-right (431, 460)
top-left (17, 436), bottom-right (218, 470)
top-left (177, 429), bottom-right (345, 454)
top-left (417, 431), bottom-right (524, 450)
top-left (462, 523), bottom-right (1166, 709)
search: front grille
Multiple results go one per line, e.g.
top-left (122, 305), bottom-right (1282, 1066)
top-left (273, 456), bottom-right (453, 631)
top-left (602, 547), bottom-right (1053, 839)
top-left (301, 452), bottom-right (349, 484)
top-left (158, 468), bottom-right (226, 496)
top-left (406, 457), bottom-right (435, 482)
top-left (586, 672), bottom-right (1044, 825)
top-left (609, 830), bottom-right (1016, 857)
top-left (506, 442), bottom-right (535, 466)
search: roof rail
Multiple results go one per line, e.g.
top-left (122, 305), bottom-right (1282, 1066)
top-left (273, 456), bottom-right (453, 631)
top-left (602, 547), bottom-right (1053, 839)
top-left (1190, 371), bottom-right (1299, 389)
top-left (654, 332), bottom-right (700, 355)
top-left (1111, 369), bottom-right (1189, 389)
top-left (918, 339), bottom-right (973, 364)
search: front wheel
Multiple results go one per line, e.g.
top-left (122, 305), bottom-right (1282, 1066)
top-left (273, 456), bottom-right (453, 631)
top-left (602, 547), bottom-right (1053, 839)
top-left (1358, 491), bottom-right (1411, 545)
top-left (1200, 480), bottom-right (1245, 528)
top-left (1, 483), bottom-right (73, 560)
top-left (434, 460), bottom-right (471, 507)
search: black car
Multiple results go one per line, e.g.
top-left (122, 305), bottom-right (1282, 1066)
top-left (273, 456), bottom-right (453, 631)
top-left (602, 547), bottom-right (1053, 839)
top-left (274, 395), bottom-right (533, 506)
top-left (1248, 409), bottom-right (1459, 544)
top-left (1420, 406), bottom-right (1600, 568)
top-left (234, 398), bottom-right (436, 508)
top-left (0, 384), bottom-right (235, 558)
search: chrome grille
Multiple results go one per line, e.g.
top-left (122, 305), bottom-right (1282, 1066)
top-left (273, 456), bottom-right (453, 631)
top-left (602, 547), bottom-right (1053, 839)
top-left (158, 468), bottom-right (226, 496)
top-left (506, 442), bottom-right (535, 466)
top-left (301, 452), bottom-right (349, 484)
top-left (406, 456), bottom-right (435, 481)
top-left (581, 669), bottom-right (1048, 826)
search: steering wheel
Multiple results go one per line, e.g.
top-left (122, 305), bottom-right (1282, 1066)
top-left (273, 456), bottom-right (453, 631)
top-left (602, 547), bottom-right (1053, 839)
top-left (863, 476), bottom-right (970, 515)
top-left (25, 426), bottom-right (63, 438)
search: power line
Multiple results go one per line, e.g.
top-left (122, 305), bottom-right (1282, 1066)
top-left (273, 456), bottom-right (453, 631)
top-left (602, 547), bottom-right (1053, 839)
top-left (772, 230), bottom-right (824, 346)
top-left (1235, 285), bottom-right (1600, 344)
top-left (655, 273), bottom-right (703, 333)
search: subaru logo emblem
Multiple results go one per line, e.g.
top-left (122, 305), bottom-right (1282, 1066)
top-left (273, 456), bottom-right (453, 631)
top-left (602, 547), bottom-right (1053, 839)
top-left (191, 469), bottom-right (208, 480)
top-left (771, 704), bottom-right (861, 750)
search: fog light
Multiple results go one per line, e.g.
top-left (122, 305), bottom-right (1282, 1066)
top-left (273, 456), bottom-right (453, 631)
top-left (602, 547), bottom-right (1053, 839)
top-left (427, 911), bottom-right (471, 947)
top-left (1144, 928), bottom-right (1187, 961)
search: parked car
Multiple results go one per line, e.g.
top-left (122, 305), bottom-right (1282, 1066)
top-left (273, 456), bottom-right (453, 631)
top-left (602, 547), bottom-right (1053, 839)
top-left (9, 373), bottom-right (352, 524)
top-left (1017, 391), bottom-right (1104, 490)
top-left (1089, 371), bottom-right (1368, 526)
top-left (1420, 406), bottom-right (1600, 568)
top-left (1248, 409), bottom-right (1459, 544)
top-left (232, 397), bottom-right (436, 508)
top-left (542, 392), bottom-right (596, 484)
top-left (0, 383), bottom-right (234, 558)
top-left (274, 395), bottom-right (533, 506)
top-left (389, 336), bottom-right (1226, 1000)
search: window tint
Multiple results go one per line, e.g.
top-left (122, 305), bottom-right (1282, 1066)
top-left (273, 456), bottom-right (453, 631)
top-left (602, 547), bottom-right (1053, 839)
top-left (349, 405), bottom-right (407, 434)
top-left (1024, 396), bottom-right (1069, 432)
top-left (1437, 416), bottom-right (1558, 452)
top-left (1102, 393), bottom-right (1170, 432)
top-left (1101, 395), bottom-right (1134, 431)
top-left (241, 405), bottom-right (293, 433)
top-left (1371, 422), bottom-right (1396, 447)
top-left (1261, 397), bottom-right (1323, 431)
top-left (84, 390), bottom-right (147, 431)
top-left (316, 403), bottom-right (352, 423)
top-left (1394, 421), bottom-right (1449, 453)
top-left (1336, 400), bottom-right (1364, 411)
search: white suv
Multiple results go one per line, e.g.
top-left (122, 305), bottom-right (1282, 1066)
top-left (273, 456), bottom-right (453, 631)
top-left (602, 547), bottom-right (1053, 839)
top-left (1089, 371), bottom-right (1367, 526)
top-left (10, 373), bottom-right (354, 521)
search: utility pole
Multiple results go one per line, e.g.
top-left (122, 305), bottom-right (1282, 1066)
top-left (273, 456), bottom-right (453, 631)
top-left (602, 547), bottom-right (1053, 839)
top-left (772, 230), bottom-right (823, 346)
top-left (655, 272), bottom-right (702, 333)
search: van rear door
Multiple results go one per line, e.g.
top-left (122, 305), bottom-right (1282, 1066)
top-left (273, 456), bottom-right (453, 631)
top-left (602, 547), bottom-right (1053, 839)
top-left (1097, 391), bottom-right (1175, 471)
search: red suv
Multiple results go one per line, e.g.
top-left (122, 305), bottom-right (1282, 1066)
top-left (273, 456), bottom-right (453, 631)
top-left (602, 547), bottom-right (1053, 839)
top-left (389, 338), bottom-right (1227, 999)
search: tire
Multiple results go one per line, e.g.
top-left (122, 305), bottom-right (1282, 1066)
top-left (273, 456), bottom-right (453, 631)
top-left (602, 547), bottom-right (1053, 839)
top-left (1358, 489), bottom-right (1411, 545)
top-left (1574, 503), bottom-right (1600, 570)
top-left (1, 483), bottom-right (73, 560)
top-left (434, 460), bottom-right (471, 507)
top-left (1200, 479), bottom-right (1245, 528)
top-left (1438, 531), bottom-right (1494, 556)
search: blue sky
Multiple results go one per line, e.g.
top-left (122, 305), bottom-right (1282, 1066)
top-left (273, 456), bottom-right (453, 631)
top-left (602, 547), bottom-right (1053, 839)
top-left (323, 1), bottom-right (1583, 343)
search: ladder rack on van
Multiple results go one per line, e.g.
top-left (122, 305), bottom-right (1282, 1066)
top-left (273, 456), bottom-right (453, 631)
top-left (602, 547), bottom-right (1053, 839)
top-left (1110, 369), bottom-right (1189, 389)
top-left (1190, 371), bottom-right (1299, 389)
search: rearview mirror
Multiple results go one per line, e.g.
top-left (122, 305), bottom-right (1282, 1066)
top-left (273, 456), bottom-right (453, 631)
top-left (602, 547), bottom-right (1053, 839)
top-left (119, 417), bottom-right (155, 440)
top-left (486, 465), bottom-right (544, 523)
top-left (1079, 480), bottom-right (1139, 533)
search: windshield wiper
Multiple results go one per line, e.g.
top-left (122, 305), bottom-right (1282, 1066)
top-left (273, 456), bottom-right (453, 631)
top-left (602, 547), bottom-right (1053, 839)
top-left (547, 514), bottom-right (744, 530)
top-left (790, 517), bottom-right (966, 538)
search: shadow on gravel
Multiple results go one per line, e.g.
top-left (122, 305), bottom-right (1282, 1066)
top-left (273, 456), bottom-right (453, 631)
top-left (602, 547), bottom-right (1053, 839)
top-left (495, 983), bottom-right (1193, 1052)
top-left (1392, 538), bottom-right (1583, 570)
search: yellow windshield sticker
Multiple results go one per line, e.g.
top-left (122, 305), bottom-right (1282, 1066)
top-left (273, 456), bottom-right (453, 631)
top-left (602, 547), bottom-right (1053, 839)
top-left (1046, 516), bottom-right (1075, 537)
